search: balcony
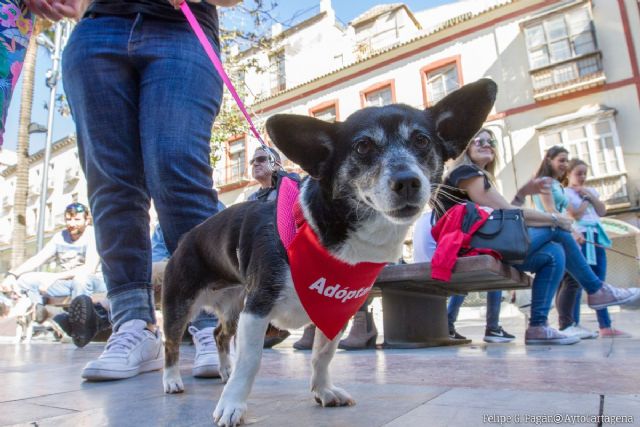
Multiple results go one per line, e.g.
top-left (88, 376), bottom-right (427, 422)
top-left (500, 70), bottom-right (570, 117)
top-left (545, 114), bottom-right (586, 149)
top-left (64, 167), bottom-right (80, 183)
top-left (530, 51), bottom-right (605, 101)
top-left (215, 163), bottom-right (249, 189)
top-left (586, 173), bottom-right (630, 209)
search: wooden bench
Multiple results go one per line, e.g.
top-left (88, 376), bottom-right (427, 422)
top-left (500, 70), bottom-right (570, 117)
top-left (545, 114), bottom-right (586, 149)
top-left (43, 256), bottom-right (530, 349)
top-left (372, 255), bottom-right (530, 349)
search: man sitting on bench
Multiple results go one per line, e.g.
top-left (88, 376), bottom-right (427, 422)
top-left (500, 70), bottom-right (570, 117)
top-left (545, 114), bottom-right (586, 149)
top-left (1, 203), bottom-right (105, 333)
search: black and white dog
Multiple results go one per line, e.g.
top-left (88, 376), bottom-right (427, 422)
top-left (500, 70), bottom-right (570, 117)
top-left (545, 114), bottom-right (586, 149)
top-left (162, 78), bottom-right (497, 426)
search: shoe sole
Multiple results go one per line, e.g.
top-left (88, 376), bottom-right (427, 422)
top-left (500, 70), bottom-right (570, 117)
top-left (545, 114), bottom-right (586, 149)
top-left (82, 357), bottom-right (164, 381)
top-left (589, 291), bottom-right (640, 311)
top-left (193, 364), bottom-right (221, 378)
top-left (525, 336), bottom-right (580, 345)
top-left (69, 296), bottom-right (98, 348)
top-left (483, 336), bottom-right (515, 343)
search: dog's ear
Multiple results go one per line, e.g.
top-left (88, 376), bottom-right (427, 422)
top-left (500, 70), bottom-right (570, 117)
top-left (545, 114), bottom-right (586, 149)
top-left (266, 114), bottom-right (335, 179)
top-left (429, 78), bottom-right (497, 161)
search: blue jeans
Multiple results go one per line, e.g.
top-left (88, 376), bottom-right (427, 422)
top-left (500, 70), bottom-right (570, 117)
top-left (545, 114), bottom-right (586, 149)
top-left (514, 231), bottom-right (566, 327)
top-left (17, 272), bottom-right (106, 305)
top-left (62, 14), bottom-right (222, 330)
top-left (447, 291), bottom-right (502, 331)
top-left (556, 233), bottom-right (611, 329)
top-left (526, 227), bottom-right (603, 294)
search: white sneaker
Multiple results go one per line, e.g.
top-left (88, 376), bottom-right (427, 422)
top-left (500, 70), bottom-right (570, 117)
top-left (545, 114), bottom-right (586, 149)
top-left (190, 325), bottom-right (220, 378)
top-left (81, 319), bottom-right (163, 381)
top-left (573, 324), bottom-right (599, 339)
top-left (560, 324), bottom-right (598, 340)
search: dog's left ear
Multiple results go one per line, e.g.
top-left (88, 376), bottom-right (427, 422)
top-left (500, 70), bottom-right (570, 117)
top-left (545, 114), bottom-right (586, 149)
top-left (428, 78), bottom-right (498, 161)
top-left (266, 114), bottom-right (335, 179)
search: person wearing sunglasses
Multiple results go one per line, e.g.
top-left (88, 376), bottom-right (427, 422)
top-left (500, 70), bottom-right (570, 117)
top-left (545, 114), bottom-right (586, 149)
top-left (1, 203), bottom-right (105, 333)
top-left (247, 147), bottom-right (283, 202)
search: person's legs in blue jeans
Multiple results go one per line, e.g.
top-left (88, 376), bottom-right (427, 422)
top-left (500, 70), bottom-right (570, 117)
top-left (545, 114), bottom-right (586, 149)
top-left (514, 238), bottom-right (565, 327)
top-left (63, 15), bottom-right (156, 330)
top-left (572, 240), bottom-right (612, 328)
top-left (447, 295), bottom-right (466, 332)
top-left (137, 18), bottom-right (223, 331)
top-left (485, 291), bottom-right (502, 330)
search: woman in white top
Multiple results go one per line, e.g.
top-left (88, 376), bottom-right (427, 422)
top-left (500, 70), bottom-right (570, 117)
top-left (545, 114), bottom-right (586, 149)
top-left (556, 158), bottom-right (630, 338)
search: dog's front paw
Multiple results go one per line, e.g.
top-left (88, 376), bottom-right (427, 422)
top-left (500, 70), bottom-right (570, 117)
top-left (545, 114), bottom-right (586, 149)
top-left (213, 399), bottom-right (247, 426)
top-left (313, 386), bottom-right (355, 407)
top-left (163, 366), bottom-right (184, 394)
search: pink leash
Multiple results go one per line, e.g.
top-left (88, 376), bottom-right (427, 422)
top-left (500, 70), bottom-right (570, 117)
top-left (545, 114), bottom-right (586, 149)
top-left (180, 2), bottom-right (267, 149)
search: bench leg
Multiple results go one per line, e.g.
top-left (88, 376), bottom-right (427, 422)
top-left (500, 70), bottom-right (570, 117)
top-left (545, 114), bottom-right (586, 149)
top-left (381, 288), bottom-right (471, 348)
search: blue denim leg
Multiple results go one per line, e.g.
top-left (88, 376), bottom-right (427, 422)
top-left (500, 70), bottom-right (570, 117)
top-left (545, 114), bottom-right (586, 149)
top-left (572, 238), bottom-right (610, 328)
top-left (447, 295), bottom-right (465, 330)
top-left (62, 14), bottom-right (221, 330)
top-left (485, 291), bottom-right (502, 330)
top-left (527, 227), bottom-right (602, 294)
top-left (515, 240), bottom-right (565, 327)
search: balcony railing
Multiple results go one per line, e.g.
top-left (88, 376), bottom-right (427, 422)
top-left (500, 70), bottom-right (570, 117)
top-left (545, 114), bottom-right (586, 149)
top-left (215, 163), bottom-right (249, 187)
top-left (586, 172), bottom-right (629, 208)
top-left (2, 196), bottom-right (13, 210)
top-left (530, 51), bottom-right (605, 100)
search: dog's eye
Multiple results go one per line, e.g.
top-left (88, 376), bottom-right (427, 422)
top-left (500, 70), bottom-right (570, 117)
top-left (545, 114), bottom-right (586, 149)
top-left (413, 133), bottom-right (430, 148)
top-left (354, 138), bottom-right (374, 155)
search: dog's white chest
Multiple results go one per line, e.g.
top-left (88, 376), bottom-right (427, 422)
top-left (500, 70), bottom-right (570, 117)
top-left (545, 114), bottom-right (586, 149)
top-left (269, 272), bottom-right (312, 330)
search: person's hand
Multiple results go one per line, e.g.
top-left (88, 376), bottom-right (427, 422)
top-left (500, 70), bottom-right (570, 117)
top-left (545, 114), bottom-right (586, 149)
top-left (25, 0), bottom-right (66, 20)
top-left (557, 216), bottom-right (573, 232)
top-left (50, 0), bottom-right (87, 20)
top-left (1, 275), bottom-right (17, 293)
top-left (520, 177), bottom-right (552, 197)
top-left (571, 229), bottom-right (585, 244)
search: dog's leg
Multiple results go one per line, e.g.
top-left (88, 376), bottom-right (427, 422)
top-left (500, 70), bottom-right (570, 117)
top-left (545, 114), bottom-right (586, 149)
top-left (213, 312), bottom-right (269, 427)
top-left (162, 290), bottom-right (194, 394)
top-left (310, 328), bottom-right (355, 407)
top-left (214, 319), bottom-right (237, 383)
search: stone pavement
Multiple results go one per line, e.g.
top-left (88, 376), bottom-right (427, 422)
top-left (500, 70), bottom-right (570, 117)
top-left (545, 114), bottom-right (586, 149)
top-left (1, 304), bottom-right (639, 427)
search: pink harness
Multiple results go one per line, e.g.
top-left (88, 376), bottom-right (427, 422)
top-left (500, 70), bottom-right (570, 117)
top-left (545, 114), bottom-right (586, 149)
top-left (277, 177), bottom-right (386, 340)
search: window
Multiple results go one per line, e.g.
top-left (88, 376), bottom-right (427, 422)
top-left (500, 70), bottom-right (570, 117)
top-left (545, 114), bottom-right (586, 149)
top-left (227, 137), bottom-right (246, 184)
top-left (524, 6), bottom-right (595, 69)
top-left (269, 50), bottom-right (286, 94)
top-left (523, 5), bottom-right (602, 97)
top-left (361, 81), bottom-right (395, 108)
top-left (424, 64), bottom-right (460, 105)
top-left (310, 100), bottom-right (339, 123)
top-left (420, 57), bottom-right (462, 107)
top-left (540, 116), bottom-right (627, 203)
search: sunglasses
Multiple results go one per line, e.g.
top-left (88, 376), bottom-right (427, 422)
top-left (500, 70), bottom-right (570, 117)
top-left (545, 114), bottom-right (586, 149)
top-left (250, 155), bottom-right (269, 165)
top-left (472, 137), bottom-right (497, 148)
top-left (65, 203), bottom-right (87, 213)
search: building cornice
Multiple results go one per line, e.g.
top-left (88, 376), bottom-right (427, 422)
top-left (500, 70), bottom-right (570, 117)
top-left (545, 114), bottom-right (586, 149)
top-left (1, 134), bottom-right (76, 178)
top-left (252, 0), bottom-right (536, 111)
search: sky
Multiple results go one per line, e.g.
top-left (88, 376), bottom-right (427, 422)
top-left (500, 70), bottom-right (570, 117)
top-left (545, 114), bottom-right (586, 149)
top-left (2, 1), bottom-right (457, 155)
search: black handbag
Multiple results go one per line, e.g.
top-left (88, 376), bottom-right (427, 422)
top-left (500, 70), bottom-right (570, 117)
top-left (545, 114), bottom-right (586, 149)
top-left (470, 208), bottom-right (530, 263)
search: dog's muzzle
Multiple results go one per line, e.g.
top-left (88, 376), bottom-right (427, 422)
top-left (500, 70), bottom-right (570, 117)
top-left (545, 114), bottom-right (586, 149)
top-left (386, 171), bottom-right (423, 219)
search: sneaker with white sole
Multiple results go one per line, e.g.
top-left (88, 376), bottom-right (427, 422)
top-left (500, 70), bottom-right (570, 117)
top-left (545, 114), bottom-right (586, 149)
top-left (81, 319), bottom-right (163, 381)
top-left (525, 325), bottom-right (580, 345)
top-left (587, 284), bottom-right (640, 310)
top-left (483, 326), bottom-right (515, 343)
top-left (190, 325), bottom-right (220, 378)
top-left (560, 324), bottom-right (598, 340)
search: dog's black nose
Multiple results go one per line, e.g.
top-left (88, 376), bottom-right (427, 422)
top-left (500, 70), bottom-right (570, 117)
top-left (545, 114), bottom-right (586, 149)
top-left (389, 171), bottom-right (421, 199)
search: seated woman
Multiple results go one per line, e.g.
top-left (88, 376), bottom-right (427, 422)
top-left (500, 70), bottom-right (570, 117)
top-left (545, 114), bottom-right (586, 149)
top-left (413, 131), bottom-right (513, 343)
top-left (430, 129), bottom-right (640, 345)
top-left (534, 153), bottom-right (630, 338)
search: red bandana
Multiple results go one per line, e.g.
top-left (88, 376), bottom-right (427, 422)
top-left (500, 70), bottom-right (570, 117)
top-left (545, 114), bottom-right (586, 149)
top-left (277, 177), bottom-right (386, 340)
